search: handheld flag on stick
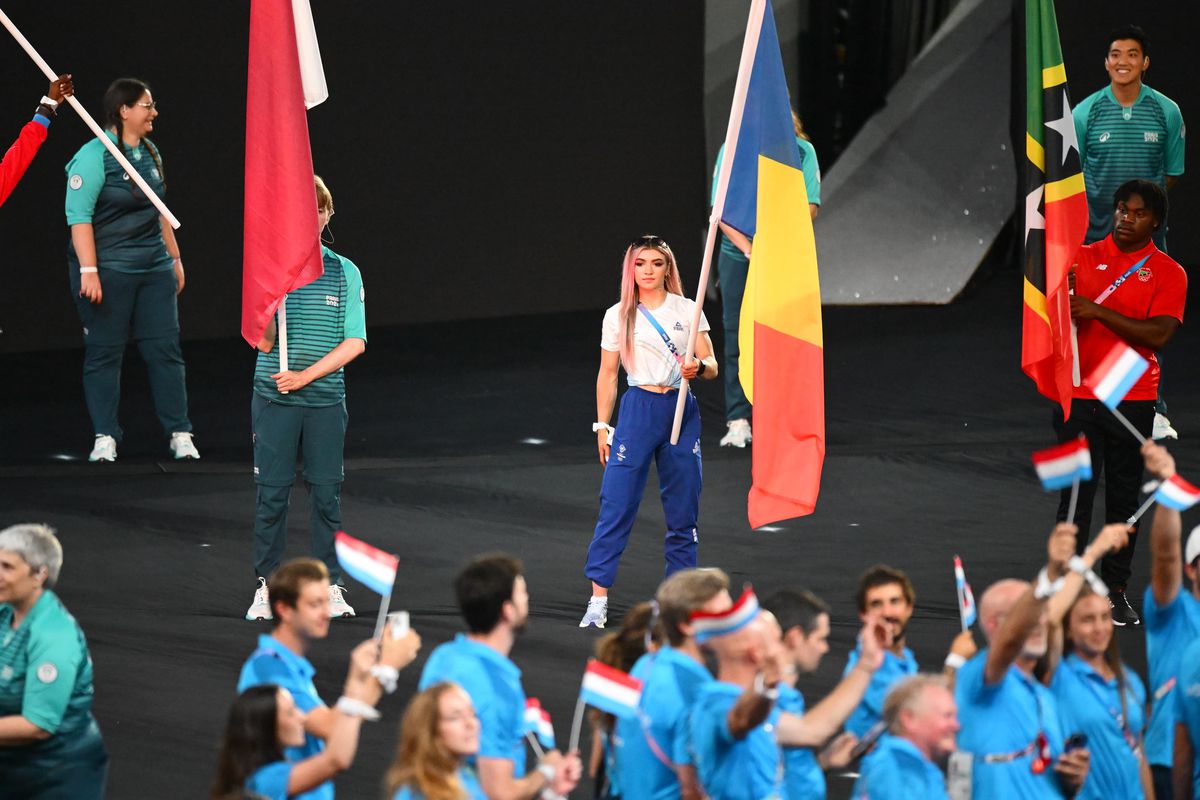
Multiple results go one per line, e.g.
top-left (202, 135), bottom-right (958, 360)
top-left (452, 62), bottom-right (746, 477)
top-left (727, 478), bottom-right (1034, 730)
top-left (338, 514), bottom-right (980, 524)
top-left (334, 531), bottom-right (398, 639)
top-left (524, 698), bottom-right (556, 751)
top-left (242, 0), bottom-right (328, 350)
top-left (569, 660), bottom-right (644, 755)
top-left (1085, 343), bottom-right (1150, 443)
top-left (953, 556), bottom-right (977, 631)
top-left (1020, 0), bottom-right (1088, 420)
top-left (689, 587), bottom-right (760, 644)
top-left (1032, 437), bottom-right (1092, 490)
top-left (679, 0), bottom-right (825, 528)
top-left (1153, 474), bottom-right (1200, 511)
top-left (1032, 435), bottom-right (1092, 523)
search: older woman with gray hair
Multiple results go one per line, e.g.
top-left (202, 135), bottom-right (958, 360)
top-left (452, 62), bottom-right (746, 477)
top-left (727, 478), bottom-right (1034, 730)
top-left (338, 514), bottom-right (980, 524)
top-left (0, 523), bottom-right (107, 798)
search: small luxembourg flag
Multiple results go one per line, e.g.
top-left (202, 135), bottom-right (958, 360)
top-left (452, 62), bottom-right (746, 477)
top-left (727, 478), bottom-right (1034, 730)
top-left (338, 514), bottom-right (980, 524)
top-left (579, 660), bottom-right (643, 719)
top-left (954, 556), bottom-right (977, 629)
top-left (1153, 474), bottom-right (1200, 511)
top-left (689, 587), bottom-right (760, 644)
top-left (1031, 437), bottom-right (1092, 490)
top-left (525, 698), bottom-right (556, 749)
top-left (333, 531), bottom-right (398, 596)
top-left (1086, 343), bottom-right (1149, 410)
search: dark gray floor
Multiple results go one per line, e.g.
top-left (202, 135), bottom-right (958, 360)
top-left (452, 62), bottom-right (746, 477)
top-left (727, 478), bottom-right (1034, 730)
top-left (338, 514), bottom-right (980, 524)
top-left (1, 264), bottom-right (1195, 798)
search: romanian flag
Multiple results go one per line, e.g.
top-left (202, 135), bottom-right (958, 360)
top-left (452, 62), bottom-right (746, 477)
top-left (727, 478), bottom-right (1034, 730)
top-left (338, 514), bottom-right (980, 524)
top-left (721, 0), bottom-right (823, 529)
top-left (241, 0), bottom-right (328, 347)
top-left (1021, 0), bottom-right (1088, 419)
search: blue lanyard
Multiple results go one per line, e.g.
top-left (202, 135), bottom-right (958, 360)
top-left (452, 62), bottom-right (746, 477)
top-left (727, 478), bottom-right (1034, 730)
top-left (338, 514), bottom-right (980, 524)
top-left (1093, 254), bottom-right (1152, 305)
top-left (1070, 659), bottom-right (1139, 750)
top-left (636, 304), bottom-right (684, 365)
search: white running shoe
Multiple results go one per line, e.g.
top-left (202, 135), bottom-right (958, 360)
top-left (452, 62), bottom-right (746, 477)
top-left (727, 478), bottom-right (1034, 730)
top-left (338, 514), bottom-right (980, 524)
top-left (1153, 413), bottom-right (1179, 441)
top-left (719, 419), bottom-right (752, 448)
top-left (170, 431), bottom-right (201, 460)
top-left (246, 577), bottom-right (272, 621)
top-left (579, 596), bottom-right (608, 629)
top-left (329, 584), bottom-right (355, 618)
top-left (89, 435), bottom-right (117, 462)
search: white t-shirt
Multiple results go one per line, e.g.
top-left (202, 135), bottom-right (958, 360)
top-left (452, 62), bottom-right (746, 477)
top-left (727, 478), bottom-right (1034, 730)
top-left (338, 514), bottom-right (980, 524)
top-left (601, 294), bottom-right (710, 388)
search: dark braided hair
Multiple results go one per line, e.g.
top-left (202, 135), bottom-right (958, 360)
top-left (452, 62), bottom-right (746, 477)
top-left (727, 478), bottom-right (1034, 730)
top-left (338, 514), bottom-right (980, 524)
top-left (103, 78), bottom-right (165, 186)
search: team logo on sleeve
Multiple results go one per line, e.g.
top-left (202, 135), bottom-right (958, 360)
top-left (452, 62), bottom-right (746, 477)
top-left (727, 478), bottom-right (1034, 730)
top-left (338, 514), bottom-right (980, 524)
top-left (360, 287), bottom-right (365, 303)
top-left (151, 168), bottom-right (160, 179)
top-left (36, 662), bottom-right (58, 683)
top-left (0, 665), bottom-right (12, 680)
top-left (69, 174), bottom-right (84, 190)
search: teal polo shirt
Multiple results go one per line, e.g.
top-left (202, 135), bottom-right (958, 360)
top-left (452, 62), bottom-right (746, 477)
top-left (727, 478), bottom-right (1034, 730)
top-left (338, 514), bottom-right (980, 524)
top-left (64, 132), bottom-right (173, 273)
top-left (1049, 654), bottom-right (1145, 800)
top-left (1174, 637), bottom-right (1200, 796)
top-left (842, 645), bottom-right (919, 737)
top-left (1073, 84), bottom-right (1185, 243)
top-left (851, 733), bottom-right (949, 799)
top-left (614, 645), bottom-right (712, 800)
top-left (419, 633), bottom-right (528, 776)
top-left (238, 634), bottom-right (331, 800)
top-left (1143, 589), bottom-right (1200, 767)
top-left (690, 680), bottom-right (783, 800)
top-left (0, 589), bottom-right (97, 737)
top-left (253, 246), bottom-right (367, 408)
top-left (955, 650), bottom-right (1065, 799)
top-left (777, 685), bottom-right (823, 800)
top-left (711, 137), bottom-right (822, 259)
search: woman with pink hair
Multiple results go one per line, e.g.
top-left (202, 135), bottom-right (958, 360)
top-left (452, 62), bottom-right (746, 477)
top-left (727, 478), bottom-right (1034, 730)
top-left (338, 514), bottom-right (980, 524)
top-left (580, 235), bottom-right (718, 628)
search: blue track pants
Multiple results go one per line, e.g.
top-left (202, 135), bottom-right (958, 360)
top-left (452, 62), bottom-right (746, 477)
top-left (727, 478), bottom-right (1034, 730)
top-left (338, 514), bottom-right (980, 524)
top-left (585, 387), bottom-right (702, 589)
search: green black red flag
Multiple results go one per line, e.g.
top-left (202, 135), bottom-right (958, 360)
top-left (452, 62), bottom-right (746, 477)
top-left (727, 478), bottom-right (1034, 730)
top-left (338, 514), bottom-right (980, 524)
top-left (1021, 0), bottom-right (1088, 420)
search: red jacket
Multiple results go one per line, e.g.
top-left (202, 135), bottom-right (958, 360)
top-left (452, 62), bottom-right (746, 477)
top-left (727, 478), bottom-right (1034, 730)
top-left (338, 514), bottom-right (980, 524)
top-left (0, 119), bottom-right (49, 207)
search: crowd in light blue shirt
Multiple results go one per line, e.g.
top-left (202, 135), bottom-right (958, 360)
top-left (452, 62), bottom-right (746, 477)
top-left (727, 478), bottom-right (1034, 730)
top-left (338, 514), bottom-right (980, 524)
top-left (850, 733), bottom-right (950, 800)
top-left (842, 645), bottom-right (918, 737)
top-left (418, 633), bottom-right (528, 776)
top-left (1049, 654), bottom-right (1146, 800)
top-left (777, 685), bottom-right (824, 800)
top-left (392, 766), bottom-right (486, 800)
top-left (1143, 589), bottom-right (1200, 770)
top-left (614, 646), bottom-right (711, 800)
top-left (238, 635), bottom-right (332, 800)
top-left (690, 681), bottom-right (784, 800)
top-left (1177, 637), bottom-right (1200, 798)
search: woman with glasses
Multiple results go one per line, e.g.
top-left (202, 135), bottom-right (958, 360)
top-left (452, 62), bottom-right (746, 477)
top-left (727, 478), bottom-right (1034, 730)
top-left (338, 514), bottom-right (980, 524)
top-left (580, 236), bottom-right (718, 629)
top-left (244, 175), bottom-right (366, 622)
top-left (64, 77), bottom-right (198, 463)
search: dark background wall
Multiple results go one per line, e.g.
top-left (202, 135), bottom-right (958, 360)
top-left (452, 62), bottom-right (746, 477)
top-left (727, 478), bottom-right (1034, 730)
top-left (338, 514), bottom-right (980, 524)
top-left (0, 2), bottom-right (706, 352)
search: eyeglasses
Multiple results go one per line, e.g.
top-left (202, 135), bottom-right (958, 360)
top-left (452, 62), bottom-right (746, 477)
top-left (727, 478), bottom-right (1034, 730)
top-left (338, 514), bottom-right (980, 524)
top-left (136, 101), bottom-right (158, 111)
top-left (319, 207), bottom-right (335, 218)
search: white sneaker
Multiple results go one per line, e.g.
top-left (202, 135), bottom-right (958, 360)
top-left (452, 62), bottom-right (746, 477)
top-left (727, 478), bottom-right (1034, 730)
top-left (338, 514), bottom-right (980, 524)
top-left (719, 419), bottom-right (752, 448)
top-left (1153, 413), bottom-right (1179, 441)
top-left (170, 431), bottom-right (201, 460)
top-left (246, 577), bottom-right (272, 621)
top-left (89, 435), bottom-right (117, 462)
top-left (579, 596), bottom-right (608, 628)
top-left (329, 584), bottom-right (355, 618)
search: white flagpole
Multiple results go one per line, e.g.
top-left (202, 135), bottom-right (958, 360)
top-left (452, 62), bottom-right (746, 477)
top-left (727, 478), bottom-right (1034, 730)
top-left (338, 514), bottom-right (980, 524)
top-left (670, 0), bottom-right (767, 445)
top-left (1066, 477), bottom-right (1080, 525)
top-left (0, 7), bottom-right (181, 229)
top-left (525, 730), bottom-right (546, 760)
top-left (277, 296), bottom-right (289, 375)
top-left (372, 584), bottom-right (393, 641)
top-left (1126, 483), bottom-right (1160, 525)
top-left (567, 696), bottom-right (587, 755)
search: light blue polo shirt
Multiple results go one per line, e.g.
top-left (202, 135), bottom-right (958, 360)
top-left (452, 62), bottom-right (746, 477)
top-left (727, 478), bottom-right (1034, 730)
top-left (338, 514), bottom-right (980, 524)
top-left (843, 645), bottom-right (919, 737)
top-left (690, 680), bottom-right (782, 800)
top-left (955, 650), bottom-right (1065, 799)
top-left (1144, 588), bottom-right (1200, 767)
top-left (850, 733), bottom-right (949, 799)
top-left (419, 634), bottom-right (527, 776)
top-left (247, 761), bottom-right (292, 800)
top-left (777, 685), bottom-right (823, 800)
top-left (1175, 637), bottom-right (1200, 797)
top-left (238, 634), bottom-right (331, 800)
top-left (393, 766), bottom-right (486, 799)
top-left (1050, 654), bottom-right (1145, 800)
top-left (615, 645), bottom-right (712, 800)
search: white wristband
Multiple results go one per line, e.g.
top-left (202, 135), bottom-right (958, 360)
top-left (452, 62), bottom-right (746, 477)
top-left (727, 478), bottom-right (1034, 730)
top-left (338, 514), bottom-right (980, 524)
top-left (39, 95), bottom-right (58, 109)
top-left (1034, 567), bottom-right (1063, 600)
top-left (944, 652), bottom-right (966, 670)
top-left (592, 422), bottom-right (613, 433)
top-left (370, 664), bottom-right (399, 694)
top-left (537, 763), bottom-right (556, 785)
top-left (79, 266), bottom-right (98, 274)
top-left (335, 696), bottom-right (381, 721)
top-left (1067, 556), bottom-right (1088, 575)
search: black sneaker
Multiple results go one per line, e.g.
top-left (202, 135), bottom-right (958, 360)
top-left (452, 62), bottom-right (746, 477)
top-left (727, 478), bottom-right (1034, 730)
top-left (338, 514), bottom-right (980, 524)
top-left (1109, 590), bottom-right (1140, 627)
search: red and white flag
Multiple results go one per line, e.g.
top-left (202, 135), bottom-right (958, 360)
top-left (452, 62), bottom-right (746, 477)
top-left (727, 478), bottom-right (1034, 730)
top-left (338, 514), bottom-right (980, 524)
top-left (241, 0), bottom-right (328, 347)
